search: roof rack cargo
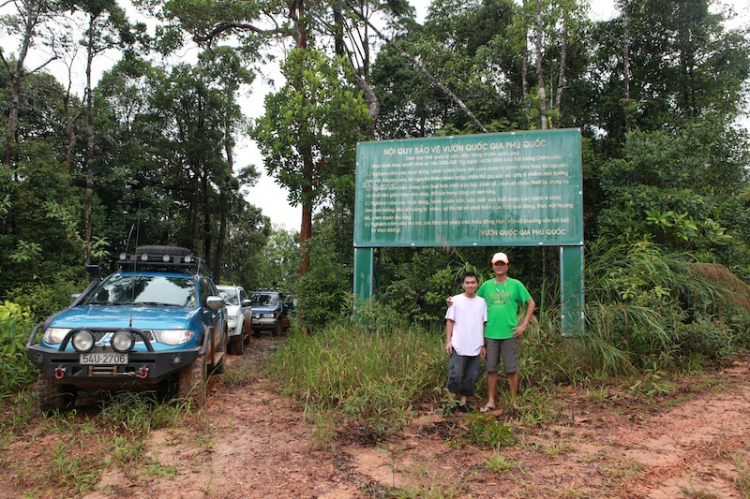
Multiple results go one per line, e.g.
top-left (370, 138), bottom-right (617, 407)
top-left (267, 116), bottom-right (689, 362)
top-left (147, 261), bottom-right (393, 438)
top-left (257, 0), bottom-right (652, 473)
top-left (116, 251), bottom-right (205, 273)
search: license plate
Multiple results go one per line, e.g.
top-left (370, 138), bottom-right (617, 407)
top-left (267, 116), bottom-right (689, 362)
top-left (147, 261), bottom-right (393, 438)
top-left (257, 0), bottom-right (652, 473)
top-left (80, 353), bottom-right (128, 365)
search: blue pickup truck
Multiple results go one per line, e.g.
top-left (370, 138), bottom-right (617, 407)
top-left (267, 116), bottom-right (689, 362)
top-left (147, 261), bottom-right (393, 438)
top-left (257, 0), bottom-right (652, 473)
top-left (26, 246), bottom-right (228, 413)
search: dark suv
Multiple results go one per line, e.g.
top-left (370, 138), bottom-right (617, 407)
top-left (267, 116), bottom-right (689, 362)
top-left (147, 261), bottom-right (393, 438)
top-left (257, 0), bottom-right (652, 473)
top-left (26, 246), bottom-right (228, 413)
top-left (250, 290), bottom-right (289, 336)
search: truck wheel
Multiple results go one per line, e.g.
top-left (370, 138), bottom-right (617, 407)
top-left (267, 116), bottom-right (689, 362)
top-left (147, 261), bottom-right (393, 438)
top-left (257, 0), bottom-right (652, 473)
top-left (36, 373), bottom-right (77, 415)
top-left (274, 320), bottom-right (283, 336)
top-left (228, 334), bottom-right (244, 355)
top-left (177, 353), bottom-right (206, 408)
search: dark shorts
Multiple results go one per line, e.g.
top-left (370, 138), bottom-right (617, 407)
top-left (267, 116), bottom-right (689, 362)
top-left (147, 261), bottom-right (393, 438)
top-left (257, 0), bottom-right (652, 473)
top-left (485, 337), bottom-right (519, 373)
top-left (446, 352), bottom-right (481, 397)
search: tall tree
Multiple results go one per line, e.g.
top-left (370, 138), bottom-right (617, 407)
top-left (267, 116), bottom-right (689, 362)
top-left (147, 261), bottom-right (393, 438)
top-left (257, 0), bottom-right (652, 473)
top-left (251, 49), bottom-right (369, 275)
top-left (1, 0), bottom-right (64, 164)
top-left (63, 0), bottom-right (138, 264)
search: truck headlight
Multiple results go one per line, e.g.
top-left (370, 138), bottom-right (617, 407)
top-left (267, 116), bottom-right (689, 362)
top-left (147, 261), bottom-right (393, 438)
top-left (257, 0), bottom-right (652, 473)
top-left (112, 330), bottom-right (136, 352)
top-left (71, 330), bottom-right (95, 352)
top-left (154, 330), bottom-right (192, 346)
top-left (43, 328), bottom-right (70, 345)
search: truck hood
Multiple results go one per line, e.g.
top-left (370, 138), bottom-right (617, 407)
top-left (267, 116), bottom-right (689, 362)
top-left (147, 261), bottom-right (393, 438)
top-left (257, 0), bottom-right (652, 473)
top-left (48, 305), bottom-right (198, 330)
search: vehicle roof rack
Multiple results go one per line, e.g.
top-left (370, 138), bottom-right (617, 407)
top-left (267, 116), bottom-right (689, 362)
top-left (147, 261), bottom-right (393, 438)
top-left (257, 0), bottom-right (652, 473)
top-left (117, 252), bottom-right (205, 273)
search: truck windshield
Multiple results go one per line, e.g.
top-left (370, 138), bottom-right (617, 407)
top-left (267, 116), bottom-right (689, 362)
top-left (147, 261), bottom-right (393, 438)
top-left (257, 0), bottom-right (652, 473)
top-left (218, 289), bottom-right (239, 306)
top-left (84, 275), bottom-right (196, 307)
top-left (251, 293), bottom-right (279, 307)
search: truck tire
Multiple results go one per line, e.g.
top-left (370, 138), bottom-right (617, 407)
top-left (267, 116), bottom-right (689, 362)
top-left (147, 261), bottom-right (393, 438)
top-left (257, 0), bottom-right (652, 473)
top-left (135, 245), bottom-right (191, 257)
top-left (228, 333), bottom-right (244, 355)
top-left (177, 353), bottom-right (206, 408)
top-left (274, 320), bottom-right (283, 336)
top-left (36, 373), bottom-right (77, 415)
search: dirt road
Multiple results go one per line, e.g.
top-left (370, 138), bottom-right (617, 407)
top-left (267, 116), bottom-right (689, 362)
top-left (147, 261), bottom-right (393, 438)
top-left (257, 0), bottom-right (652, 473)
top-left (6, 337), bottom-right (750, 498)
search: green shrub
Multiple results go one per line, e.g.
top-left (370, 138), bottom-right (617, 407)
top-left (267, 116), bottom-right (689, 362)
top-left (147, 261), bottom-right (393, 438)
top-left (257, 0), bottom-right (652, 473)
top-left (7, 279), bottom-right (81, 324)
top-left (0, 301), bottom-right (36, 397)
top-left (461, 413), bottom-right (515, 449)
top-left (673, 318), bottom-right (737, 361)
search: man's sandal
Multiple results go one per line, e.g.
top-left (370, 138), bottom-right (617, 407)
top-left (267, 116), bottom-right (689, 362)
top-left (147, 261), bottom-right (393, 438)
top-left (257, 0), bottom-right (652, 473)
top-left (479, 405), bottom-right (496, 413)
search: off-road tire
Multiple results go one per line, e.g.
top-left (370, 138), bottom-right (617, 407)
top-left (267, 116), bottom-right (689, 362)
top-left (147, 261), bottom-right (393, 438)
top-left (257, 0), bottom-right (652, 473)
top-left (177, 353), bottom-right (207, 408)
top-left (36, 373), bottom-right (77, 415)
top-left (135, 245), bottom-right (191, 257)
top-left (274, 320), bottom-right (283, 336)
top-left (228, 334), bottom-right (244, 355)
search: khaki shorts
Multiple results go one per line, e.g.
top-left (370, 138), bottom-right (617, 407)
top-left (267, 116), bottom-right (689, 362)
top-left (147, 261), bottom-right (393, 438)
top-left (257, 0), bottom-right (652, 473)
top-left (485, 337), bottom-right (519, 373)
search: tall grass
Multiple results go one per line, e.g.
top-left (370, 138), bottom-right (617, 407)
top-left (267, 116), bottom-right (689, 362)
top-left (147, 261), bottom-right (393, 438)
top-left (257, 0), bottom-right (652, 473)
top-left (267, 306), bottom-right (444, 441)
top-left (579, 239), bottom-right (750, 373)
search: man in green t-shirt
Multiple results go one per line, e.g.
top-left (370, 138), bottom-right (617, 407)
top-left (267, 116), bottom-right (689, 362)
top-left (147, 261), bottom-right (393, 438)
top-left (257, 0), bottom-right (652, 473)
top-left (476, 252), bottom-right (535, 412)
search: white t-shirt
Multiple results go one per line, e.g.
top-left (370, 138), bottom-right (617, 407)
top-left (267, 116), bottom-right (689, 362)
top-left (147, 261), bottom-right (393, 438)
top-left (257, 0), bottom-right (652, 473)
top-left (445, 293), bottom-right (487, 356)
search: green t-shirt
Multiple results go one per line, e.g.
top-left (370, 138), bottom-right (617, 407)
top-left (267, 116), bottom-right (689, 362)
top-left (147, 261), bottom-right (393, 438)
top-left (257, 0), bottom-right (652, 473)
top-left (477, 277), bottom-right (533, 340)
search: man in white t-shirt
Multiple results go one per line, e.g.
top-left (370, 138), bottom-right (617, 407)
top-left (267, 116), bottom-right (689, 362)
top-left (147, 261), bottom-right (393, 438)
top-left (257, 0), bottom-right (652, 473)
top-left (445, 272), bottom-right (488, 413)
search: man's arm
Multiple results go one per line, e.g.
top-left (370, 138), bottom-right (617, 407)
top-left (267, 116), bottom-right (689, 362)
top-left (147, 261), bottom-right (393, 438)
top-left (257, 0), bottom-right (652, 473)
top-left (513, 299), bottom-right (536, 337)
top-left (445, 319), bottom-right (455, 355)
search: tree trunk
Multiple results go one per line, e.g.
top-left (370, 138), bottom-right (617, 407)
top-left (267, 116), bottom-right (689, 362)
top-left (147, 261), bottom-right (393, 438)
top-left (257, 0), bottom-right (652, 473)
top-left (5, 74), bottom-right (22, 166)
top-left (215, 192), bottom-right (227, 282)
top-left (214, 139), bottom-right (233, 282)
top-left (534, 0), bottom-right (548, 130)
top-left (521, 0), bottom-right (528, 98)
top-left (83, 20), bottom-right (96, 266)
top-left (623, 2), bottom-right (632, 133)
top-left (202, 172), bottom-right (212, 268)
top-left (554, 23), bottom-right (568, 126)
top-left (299, 145), bottom-right (314, 276)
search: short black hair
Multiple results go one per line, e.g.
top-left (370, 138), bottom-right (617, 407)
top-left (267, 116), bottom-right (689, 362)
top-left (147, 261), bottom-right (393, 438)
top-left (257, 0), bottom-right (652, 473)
top-left (462, 271), bottom-right (478, 283)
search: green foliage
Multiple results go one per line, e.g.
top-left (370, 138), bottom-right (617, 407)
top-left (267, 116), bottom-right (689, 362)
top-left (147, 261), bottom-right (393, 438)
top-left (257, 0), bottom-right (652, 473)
top-left (7, 279), bottom-right (82, 324)
top-left (267, 311), bottom-right (444, 440)
top-left (0, 301), bottom-right (36, 397)
top-left (581, 239), bottom-right (750, 372)
top-left (250, 224), bottom-right (299, 291)
top-left (596, 119), bottom-right (750, 269)
top-left (377, 247), bottom-right (489, 327)
top-left (294, 212), bottom-right (353, 328)
top-left (460, 412), bottom-right (515, 450)
top-left (97, 391), bottom-right (180, 437)
top-left (252, 48), bottom-right (370, 209)
top-left (486, 453), bottom-right (522, 473)
top-left (340, 378), bottom-right (412, 441)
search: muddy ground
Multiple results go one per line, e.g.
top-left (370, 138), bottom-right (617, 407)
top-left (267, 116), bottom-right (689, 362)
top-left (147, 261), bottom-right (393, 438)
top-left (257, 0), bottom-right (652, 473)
top-left (3, 336), bottom-right (750, 498)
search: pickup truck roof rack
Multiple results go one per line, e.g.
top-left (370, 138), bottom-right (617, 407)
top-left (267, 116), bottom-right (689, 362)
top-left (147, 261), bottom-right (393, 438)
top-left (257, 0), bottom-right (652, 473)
top-left (116, 252), bottom-right (205, 273)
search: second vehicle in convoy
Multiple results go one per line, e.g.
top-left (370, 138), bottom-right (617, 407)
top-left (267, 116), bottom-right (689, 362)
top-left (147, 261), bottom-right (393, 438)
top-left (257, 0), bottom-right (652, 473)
top-left (216, 285), bottom-right (253, 355)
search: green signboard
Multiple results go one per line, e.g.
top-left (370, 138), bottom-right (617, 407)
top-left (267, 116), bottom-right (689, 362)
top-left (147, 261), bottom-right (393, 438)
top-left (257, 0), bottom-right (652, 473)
top-left (354, 129), bottom-right (583, 247)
